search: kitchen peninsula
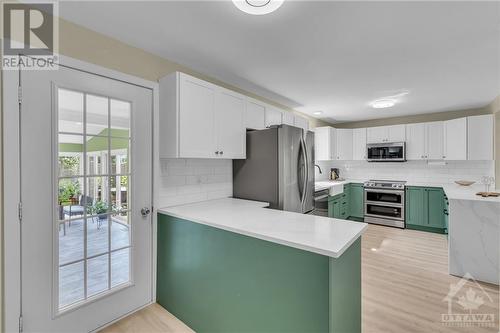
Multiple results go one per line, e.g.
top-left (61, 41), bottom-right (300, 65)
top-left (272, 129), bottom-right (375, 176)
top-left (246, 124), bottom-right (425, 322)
top-left (157, 198), bottom-right (367, 333)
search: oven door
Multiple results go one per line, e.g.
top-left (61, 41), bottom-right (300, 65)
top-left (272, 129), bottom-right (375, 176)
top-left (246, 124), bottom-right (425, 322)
top-left (365, 203), bottom-right (404, 221)
top-left (365, 188), bottom-right (404, 205)
top-left (367, 143), bottom-right (405, 162)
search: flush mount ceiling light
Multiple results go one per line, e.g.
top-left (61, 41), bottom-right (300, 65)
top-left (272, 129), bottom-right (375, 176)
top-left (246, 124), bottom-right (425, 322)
top-left (232, 0), bottom-right (284, 15)
top-left (371, 99), bottom-right (396, 109)
top-left (313, 111), bottom-right (323, 116)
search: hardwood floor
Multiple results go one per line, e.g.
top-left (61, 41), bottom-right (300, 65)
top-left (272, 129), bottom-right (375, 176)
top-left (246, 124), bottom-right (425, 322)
top-left (100, 224), bottom-right (499, 333)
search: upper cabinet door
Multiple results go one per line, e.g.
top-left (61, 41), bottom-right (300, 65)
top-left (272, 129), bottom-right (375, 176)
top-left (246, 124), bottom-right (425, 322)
top-left (468, 114), bottom-right (493, 160)
top-left (336, 129), bottom-right (353, 160)
top-left (405, 123), bottom-right (426, 160)
top-left (245, 99), bottom-right (266, 130)
top-left (352, 128), bottom-right (367, 160)
top-left (179, 74), bottom-right (216, 158)
top-left (387, 125), bottom-right (406, 142)
top-left (265, 106), bottom-right (283, 127)
top-left (367, 126), bottom-right (388, 143)
top-left (444, 117), bottom-right (467, 160)
top-left (215, 89), bottom-right (246, 159)
top-left (282, 111), bottom-right (295, 126)
top-left (314, 127), bottom-right (335, 161)
top-left (294, 115), bottom-right (309, 131)
top-left (426, 121), bottom-right (444, 160)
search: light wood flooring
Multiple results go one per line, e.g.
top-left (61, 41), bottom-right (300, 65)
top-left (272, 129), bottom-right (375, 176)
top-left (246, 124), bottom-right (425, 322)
top-left (100, 224), bottom-right (499, 333)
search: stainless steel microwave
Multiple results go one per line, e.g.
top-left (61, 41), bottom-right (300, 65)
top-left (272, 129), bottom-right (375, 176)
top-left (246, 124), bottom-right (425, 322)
top-left (366, 142), bottom-right (406, 162)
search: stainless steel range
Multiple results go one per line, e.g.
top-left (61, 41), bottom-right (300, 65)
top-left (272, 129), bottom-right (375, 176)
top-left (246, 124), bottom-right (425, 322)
top-left (364, 180), bottom-right (406, 228)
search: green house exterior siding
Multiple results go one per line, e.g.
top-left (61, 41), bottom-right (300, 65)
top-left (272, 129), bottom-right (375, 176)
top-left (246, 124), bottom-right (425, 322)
top-left (405, 186), bottom-right (447, 234)
top-left (157, 213), bottom-right (362, 333)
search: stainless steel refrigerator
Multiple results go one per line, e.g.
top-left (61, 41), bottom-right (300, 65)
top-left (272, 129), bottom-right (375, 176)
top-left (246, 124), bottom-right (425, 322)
top-left (233, 125), bottom-right (314, 214)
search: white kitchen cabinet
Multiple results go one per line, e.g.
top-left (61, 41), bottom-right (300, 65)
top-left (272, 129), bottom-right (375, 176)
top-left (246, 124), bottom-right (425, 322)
top-left (335, 129), bottom-right (353, 160)
top-left (405, 123), bottom-right (426, 160)
top-left (282, 111), bottom-right (295, 126)
top-left (352, 128), bottom-right (367, 160)
top-left (426, 121), bottom-right (444, 160)
top-left (367, 125), bottom-right (405, 143)
top-left (265, 106), bottom-right (283, 127)
top-left (468, 114), bottom-right (494, 160)
top-left (215, 89), bottom-right (246, 158)
top-left (406, 122), bottom-right (444, 160)
top-left (159, 72), bottom-right (245, 159)
top-left (294, 115), bottom-right (309, 131)
top-left (367, 126), bottom-right (387, 144)
top-left (444, 117), bottom-right (467, 160)
top-left (387, 125), bottom-right (406, 142)
top-left (314, 127), bottom-right (336, 161)
top-left (245, 98), bottom-right (266, 130)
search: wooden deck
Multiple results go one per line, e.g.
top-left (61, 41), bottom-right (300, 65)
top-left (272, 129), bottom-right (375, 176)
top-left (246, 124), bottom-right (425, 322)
top-left (59, 218), bottom-right (130, 307)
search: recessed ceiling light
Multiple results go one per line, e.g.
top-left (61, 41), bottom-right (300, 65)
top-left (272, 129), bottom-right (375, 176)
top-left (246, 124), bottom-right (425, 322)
top-left (313, 111), bottom-right (323, 116)
top-left (232, 0), bottom-right (284, 15)
top-left (371, 99), bottom-right (396, 109)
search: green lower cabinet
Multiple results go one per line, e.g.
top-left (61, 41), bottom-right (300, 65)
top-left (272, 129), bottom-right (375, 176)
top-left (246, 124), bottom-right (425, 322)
top-left (328, 196), bottom-right (341, 218)
top-left (157, 214), bottom-right (362, 333)
top-left (349, 183), bottom-right (364, 219)
top-left (328, 183), bottom-right (364, 221)
top-left (405, 186), bottom-right (447, 234)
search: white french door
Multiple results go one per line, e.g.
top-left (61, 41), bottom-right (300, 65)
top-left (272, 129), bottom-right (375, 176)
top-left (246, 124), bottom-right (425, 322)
top-left (19, 61), bottom-right (153, 332)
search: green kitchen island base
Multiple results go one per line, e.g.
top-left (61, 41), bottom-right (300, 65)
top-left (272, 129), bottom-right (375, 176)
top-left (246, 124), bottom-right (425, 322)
top-left (157, 213), bottom-right (361, 333)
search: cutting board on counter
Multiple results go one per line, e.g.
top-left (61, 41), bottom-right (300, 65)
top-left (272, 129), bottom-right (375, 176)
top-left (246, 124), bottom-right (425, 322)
top-left (476, 192), bottom-right (500, 197)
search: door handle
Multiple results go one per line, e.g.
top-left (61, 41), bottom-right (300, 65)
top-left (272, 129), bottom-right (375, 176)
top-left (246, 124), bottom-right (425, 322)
top-left (141, 207), bottom-right (151, 217)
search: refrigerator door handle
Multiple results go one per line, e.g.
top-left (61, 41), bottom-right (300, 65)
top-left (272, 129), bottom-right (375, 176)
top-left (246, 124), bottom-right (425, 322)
top-left (299, 136), bottom-right (308, 210)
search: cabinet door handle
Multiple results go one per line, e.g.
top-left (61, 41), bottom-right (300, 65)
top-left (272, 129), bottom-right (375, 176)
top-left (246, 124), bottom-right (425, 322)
top-left (215, 151), bottom-right (219, 155)
top-left (220, 151), bottom-right (224, 155)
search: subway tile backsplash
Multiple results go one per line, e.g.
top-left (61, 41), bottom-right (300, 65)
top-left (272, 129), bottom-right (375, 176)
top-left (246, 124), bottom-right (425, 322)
top-left (315, 160), bottom-right (494, 184)
top-left (158, 158), bottom-right (232, 207)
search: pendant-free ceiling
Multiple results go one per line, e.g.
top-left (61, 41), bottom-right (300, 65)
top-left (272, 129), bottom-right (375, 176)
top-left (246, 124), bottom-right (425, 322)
top-left (232, 0), bottom-right (284, 15)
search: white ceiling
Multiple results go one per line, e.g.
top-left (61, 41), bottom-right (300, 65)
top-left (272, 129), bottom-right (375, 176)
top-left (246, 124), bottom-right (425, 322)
top-left (59, 1), bottom-right (500, 123)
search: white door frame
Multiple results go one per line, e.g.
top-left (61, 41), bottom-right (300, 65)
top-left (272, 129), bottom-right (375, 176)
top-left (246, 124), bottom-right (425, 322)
top-left (3, 55), bottom-right (160, 332)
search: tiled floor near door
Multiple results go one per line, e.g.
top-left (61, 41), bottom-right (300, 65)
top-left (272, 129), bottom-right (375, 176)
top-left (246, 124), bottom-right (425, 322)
top-left (100, 224), bottom-right (499, 333)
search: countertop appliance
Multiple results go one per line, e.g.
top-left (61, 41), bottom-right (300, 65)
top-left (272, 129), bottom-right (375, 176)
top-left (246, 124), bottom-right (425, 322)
top-left (233, 125), bottom-right (315, 214)
top-left (364, 180), bottom-right (406, 228)
top-left (367, 142), bottom-right (406, 162)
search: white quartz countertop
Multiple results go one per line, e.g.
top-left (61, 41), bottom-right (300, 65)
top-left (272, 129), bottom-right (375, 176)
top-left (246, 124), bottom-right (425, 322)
top-left (315, 179), bottom-right (500, 203)
top-left (158, 198), bottom-right (368, 258)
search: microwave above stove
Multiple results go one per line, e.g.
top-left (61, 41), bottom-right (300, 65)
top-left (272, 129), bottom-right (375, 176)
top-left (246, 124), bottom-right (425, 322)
top-left (366, 142), bottom-right (406, 162)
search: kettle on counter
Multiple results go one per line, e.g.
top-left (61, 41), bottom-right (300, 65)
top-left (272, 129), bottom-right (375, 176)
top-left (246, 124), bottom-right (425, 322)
top-left (330, 168), bottom-right (340, 180)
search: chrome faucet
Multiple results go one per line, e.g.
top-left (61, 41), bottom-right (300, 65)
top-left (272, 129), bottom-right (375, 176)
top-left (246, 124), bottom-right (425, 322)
top-left (314, 164), bottom-right (322, 174)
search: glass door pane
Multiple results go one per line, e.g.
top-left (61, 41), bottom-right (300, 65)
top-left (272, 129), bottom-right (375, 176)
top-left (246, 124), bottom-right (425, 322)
top-left (57, 87), bottom-right (132, 311)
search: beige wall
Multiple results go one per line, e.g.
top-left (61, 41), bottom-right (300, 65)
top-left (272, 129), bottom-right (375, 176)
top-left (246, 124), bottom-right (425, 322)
top-left (333, 105), bottom-right (492, 129)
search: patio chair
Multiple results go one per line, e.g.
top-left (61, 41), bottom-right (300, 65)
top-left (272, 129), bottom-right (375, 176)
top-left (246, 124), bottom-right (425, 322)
top-left (63, 195), bottom-right (93, 218)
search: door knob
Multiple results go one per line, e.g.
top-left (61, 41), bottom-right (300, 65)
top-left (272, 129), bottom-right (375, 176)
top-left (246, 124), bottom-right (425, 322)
top-left (141, 207), bottom-right (151, 217)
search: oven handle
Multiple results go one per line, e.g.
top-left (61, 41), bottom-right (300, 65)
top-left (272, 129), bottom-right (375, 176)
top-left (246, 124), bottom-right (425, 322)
top-left (365, 200), bottom-right (404, 208)
top-left (314, 194), bottom-right (329, 201)
top-left (364, 213), bottom-right (405, 221)
top-left (364, 188), bottom-right (406, 195)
